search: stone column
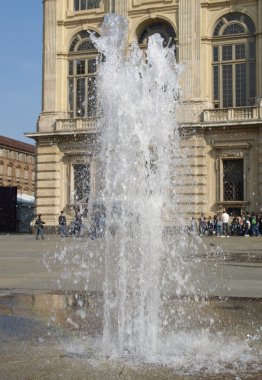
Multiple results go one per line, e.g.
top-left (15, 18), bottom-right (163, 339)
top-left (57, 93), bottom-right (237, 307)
top-left (256, 1), bottom-right (262, 104)
top-left (258, 127), bottom-right (262, 212)
top-left (114, 0), bottom-right (128, 18)
top-left (257, 3), bottom-right (262, 211)
top-left (38, 0), bottom-right (57, 132)
top-left (178, 0), bottom-right (201, 101)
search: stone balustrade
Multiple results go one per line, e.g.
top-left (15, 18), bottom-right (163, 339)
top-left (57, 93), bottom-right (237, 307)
top-left (203, 106), bottom-right (262, 123)
top-left (55, 118), bottom-right (100, 133)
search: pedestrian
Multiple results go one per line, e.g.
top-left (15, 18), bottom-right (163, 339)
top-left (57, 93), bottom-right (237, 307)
top-left (34, 214), bottom-right (45, 240)
top-left (58, 210), bottom-right (67, 237)
top-left (216, 212), bottom-right (223, 237)
top-left (244, 213), bottom-right (251, 236)
top-left (73, 211), bottom-right (82, 237)
top-left (231, 217), bottom-right (240, 236)
top-left (199, 214), bottom-right (206, 236)
top-left (190, 216), bottom-right (198, 235)
top-left (222, 209), bottom-right (230, 237)
top-left (251, 212), bottom-right (259, 236)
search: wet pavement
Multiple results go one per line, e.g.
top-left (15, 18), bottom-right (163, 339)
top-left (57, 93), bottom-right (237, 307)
top-left (0, 234), bottom-right (261, 379)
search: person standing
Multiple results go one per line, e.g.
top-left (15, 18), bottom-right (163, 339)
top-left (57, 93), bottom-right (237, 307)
top-left (222, 210), bottom-right (230, 237)
top-left (35, 214), bottom-right (45, 240)
top-left (216, 213), bottom-right (223, 237)
top-left (251, 212), bottom-right (259, 236)
top-left (58, 211), bottom-right (67, 237)
top-left (244, 213), bottom-right (251, 236)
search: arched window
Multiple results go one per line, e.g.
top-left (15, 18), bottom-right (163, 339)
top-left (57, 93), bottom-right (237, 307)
top-left (68, 31), bottom-right (99, 118)
top-left (74, 0), bottom-right (100, 11)
top-left (138, 21), bottom-right (176, 48)
top-left (212, 12), bottom-right (256, 108)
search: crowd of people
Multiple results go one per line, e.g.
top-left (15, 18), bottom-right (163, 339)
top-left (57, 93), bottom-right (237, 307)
top-left (34, 209), bottom-right (262, 239)
top-left (34, 206), bottom-right (105, 239)
top-left (189, 211), bottom-right (262, 237)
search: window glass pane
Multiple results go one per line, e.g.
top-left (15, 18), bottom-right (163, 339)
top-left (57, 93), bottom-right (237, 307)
top-left (81, 0), bottom-right (87, 10)
top-left (77, 40), bottom-right (96, 51)
top-left (74, 0), bottom-right (79, 11)
top-left (235, 44), bottom-right (245, 59)
top-left (87, 77), bottom-right (97, 117)
top-left (76, 78), bottom-right (86, 117)
top-left (88, 59), bottom-right (96, 73)
top-left (213, 20), bottom-right (224, 36)
top-left (223, 23), bottom-right (245, 35)
top-left (223, 159), bottom-right (243, 201)
top-left (76, 60), bottom-right (85, 75)
top-left (235, 64), bottom-right (246, 106)
top-left (225, 12), bottom-right (242, 22)
top-left (213, 46), bottom-right (218, 62)
top-left (222, 45), bottom-right (232, 61)
top-left (249, 41), bottom-right (256, 59)
top-left (87, 0), bottom-right (100, 8)
top-left (73, 164), bottom-right (90, 203)
top-left (213, 66), bottom-right (219, 100)
top-left (69, 61), bottom-right (74, 75)
top-left (70, 38), bottom-right (78, 52)
top-left (249, 61), bottom-right (256, 100)
top-left (222, 64), bottom-right (232, 107)
top-left (68, 79), bottom-right (74, 112)
top-left (138, 22), bottom-right (176, 46)
top-left (243, 15), bottom-right (256, 33)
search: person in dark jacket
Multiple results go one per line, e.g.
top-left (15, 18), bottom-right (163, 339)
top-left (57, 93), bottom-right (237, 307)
top-left (35, 214), bottom-right (45, 240)
top-left (58, 211), bottom-right (67, 237)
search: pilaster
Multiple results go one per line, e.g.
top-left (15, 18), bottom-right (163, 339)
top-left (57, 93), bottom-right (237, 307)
top-left (256, 0), bottom-right (262, 104)
top-left (258, 126), bottom-right (262, 212)
top-left (178, 0), bottom-right (201, 101)
top-left (39, 0), bottom-right (57, 133)
top-left (114, 0), bottom-right (128, 18)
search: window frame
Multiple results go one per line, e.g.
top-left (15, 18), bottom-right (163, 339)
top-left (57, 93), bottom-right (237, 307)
top-left (68, 31), bottom-right (99, 119)
top-left (74, 0), bottom-right (100, 12)
top-left (222, 158), bottom-right (244, 202)
top-left (212, 13), bottom-right (256, 108)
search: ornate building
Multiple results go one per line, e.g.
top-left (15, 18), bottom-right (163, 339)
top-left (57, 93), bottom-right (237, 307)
top-left (26, 0), bottom-right (262, 228)
top-left (0, 135), bottom-right (35, 196)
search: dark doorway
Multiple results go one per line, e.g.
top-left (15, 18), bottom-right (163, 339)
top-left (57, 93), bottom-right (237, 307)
top-left (0, 186), bottom-right (17, 233)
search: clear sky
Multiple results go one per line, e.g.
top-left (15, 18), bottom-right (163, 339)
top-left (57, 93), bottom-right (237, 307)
top-left (0, 1), bottom-right (43, 144)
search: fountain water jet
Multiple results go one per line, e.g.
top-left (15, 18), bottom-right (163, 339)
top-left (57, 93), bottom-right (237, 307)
top-left (86, 14), bottom-right (262, 372)
top-left (91, 14), bottom-right (201, 360)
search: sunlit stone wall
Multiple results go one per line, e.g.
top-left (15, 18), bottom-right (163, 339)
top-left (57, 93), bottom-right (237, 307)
top-left (27, 0), bottom-right (262, 229)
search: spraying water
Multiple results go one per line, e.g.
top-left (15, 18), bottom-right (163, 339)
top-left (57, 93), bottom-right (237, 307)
top-left (91, 14), bottom-right (192, 359)
top-left (88, 14), bottom-right (261, 370)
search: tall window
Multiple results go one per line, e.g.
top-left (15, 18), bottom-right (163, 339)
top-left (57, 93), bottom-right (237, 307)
top-left (68, 31), bottom-right (99, 118)
top-left (223, 159), bottom-right (243, 201)
top-left (73, 164), bottom-right (90, 203)
top-left (212, 12), bottom-right (256, 108)
top-left (138, 21), bottom-right (176, 48)
top-left (74, 0), bottom-right (100, 11)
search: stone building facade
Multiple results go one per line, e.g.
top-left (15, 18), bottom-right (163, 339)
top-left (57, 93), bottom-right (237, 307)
top-left (0, 135), bottom-right (36, 196)
top-left (27, 0), bottom-right (262, 228)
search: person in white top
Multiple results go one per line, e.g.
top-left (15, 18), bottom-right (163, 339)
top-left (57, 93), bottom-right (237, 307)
top-left (222, 210), bottom-right (230, 236)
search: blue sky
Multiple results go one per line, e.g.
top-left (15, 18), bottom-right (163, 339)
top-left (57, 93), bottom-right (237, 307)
top-left (0, 2), bottom-right (42, 144)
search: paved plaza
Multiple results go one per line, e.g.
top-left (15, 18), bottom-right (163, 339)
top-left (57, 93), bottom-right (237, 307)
top-left (0, 233), bottom-right (261, 297)
top-left (0, 234), bottom-right (261, 380)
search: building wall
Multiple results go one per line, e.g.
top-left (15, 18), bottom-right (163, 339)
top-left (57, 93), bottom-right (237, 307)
top-left (28, 0), bottom-right (262, 227)
top-left (0, 137), bottom-right (36, 196)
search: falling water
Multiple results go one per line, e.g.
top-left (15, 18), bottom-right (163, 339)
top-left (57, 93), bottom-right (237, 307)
top-left (91, 14), bottom-right (191, 359)
top-left (89, 14), bottom-right (262, 370)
